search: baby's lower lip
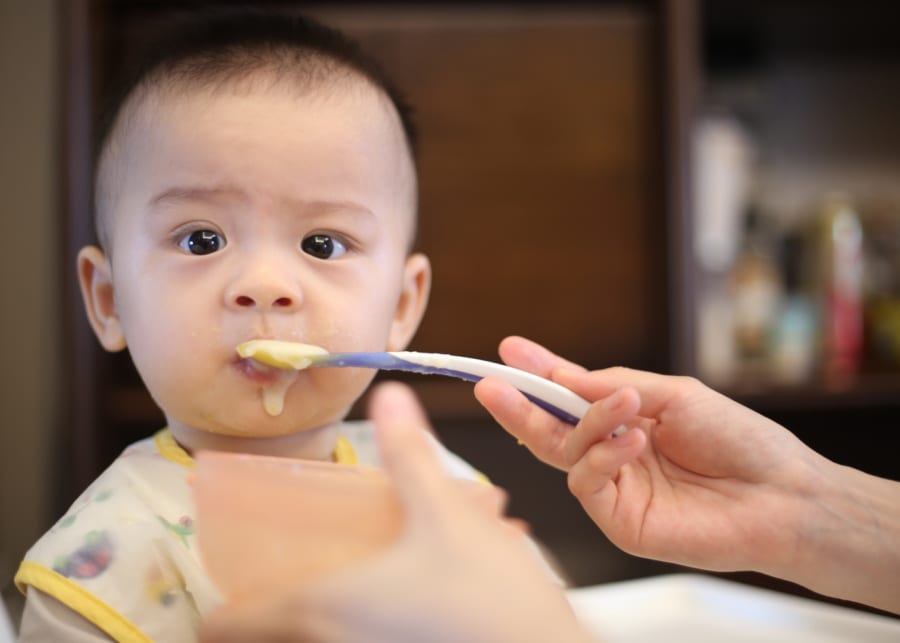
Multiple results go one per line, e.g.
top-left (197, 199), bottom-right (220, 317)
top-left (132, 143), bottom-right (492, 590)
top-left (235, 358), bottom-right (284, 384)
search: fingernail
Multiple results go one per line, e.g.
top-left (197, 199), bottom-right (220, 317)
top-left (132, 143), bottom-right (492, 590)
top-left (602, 389), bottom-right (623, 412)
top-left (610, 424), bottom-right (628, 439)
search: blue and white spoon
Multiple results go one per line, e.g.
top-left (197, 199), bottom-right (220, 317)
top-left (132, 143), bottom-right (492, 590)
top-left (237, 339), bottom-right (590, 425)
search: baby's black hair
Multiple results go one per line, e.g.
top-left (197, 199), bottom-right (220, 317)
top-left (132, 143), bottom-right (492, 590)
top-left (92, 5), bottom-right (419, 248)
top-left (95, 5), bottom-right (418, 162)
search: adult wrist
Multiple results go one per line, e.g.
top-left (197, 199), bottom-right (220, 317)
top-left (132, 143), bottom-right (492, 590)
top-left (788, 461), bottom-right (900, 613)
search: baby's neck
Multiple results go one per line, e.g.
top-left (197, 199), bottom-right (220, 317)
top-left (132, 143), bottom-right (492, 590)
top-left (169, 422), bottom-right (342, 461)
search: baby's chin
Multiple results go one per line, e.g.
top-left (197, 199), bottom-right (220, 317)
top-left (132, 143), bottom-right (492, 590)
top-left (192, 404), bottom-right (350, 438)
top-left (169, 406), bottom-right (350, 461)
top-left (163, 369), bottom-right (373, 441)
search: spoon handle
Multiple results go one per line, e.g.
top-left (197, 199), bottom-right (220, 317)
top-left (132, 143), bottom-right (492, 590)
top-left (313, 351), bottom-right (590, 425)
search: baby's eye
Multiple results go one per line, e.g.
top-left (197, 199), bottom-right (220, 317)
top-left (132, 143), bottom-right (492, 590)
top-left (301, 234), bottom-right (347, 260)
top-left (178, 229), bottom-right (226, 255)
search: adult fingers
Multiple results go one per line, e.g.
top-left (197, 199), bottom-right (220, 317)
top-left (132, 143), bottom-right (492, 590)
top-left (553, 367), bottom-right (697, 420)
top-left (566, 428), bottom-right (647, 511)
top-left (367, 381), bottom-right (468, 527)
top-left (200, 602), bottom-right (292, 643)
top-left (455, 477), bottom-right (509, 521)
top-left (473, 377), bottom-right (572, 470)
top-left (498, 337), bottom-right (702, 425)
top-left (563, 387), bottom-right (641, 467)
top-left (497, 335), bottom-right (588, 377)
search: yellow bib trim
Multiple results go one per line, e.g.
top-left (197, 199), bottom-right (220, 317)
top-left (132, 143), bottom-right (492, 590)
top-left (332, 434), bottom-right (358, 464)
top-left (154, 427), bottom-right (359, 465)
top-left (15, 560), bottom-right (152, 643)
top-left (154, 428), bottom-right (194, 468)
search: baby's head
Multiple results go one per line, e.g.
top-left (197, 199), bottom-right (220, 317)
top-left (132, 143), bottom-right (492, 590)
top-left (92, 8), bottom-right (420, 254)
top-left (78, 8), bottom-right (431, 447)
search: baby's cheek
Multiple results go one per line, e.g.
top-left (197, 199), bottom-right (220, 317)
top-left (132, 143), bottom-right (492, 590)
top-left (318, 321), bottom-right (394, 353)
top-left (314, 317), bottom-right (343, 343)
top-left (130, 327), bottom-right (211, 406)
top-left (313, 366), bottom-right (378, 407)
top-left (332, 364), bottom-right (377, 391)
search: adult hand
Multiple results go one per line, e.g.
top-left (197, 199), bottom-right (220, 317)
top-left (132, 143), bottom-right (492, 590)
top-left (474, 336), bottom-right (900, 613)
top-left (201, 381), bottom-right (591, 643)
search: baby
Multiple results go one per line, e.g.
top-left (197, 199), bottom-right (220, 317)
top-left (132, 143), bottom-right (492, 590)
top-left (15, 8), bottom-right (485, 641)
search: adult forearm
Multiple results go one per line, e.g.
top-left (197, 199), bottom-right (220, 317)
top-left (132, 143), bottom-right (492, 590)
top-left (787, 463), bottom-right (900, 614)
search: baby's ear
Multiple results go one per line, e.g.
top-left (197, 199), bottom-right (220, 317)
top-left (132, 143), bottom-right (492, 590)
top-left (77, 246), bottom-right (127, 352)
top-left (387, 253), bottom-right (431, 351)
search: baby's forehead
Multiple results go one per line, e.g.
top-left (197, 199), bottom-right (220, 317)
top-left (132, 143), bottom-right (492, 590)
top-left (118, 71), bottom-right (413, 184)
top-left (132, 65), bottom-right (392, 126)
top-left (97, 70), bottom-right (417, 248)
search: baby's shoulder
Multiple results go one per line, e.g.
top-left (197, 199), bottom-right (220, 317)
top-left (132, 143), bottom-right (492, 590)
top-left (25, 433), bottom-right (195, 561)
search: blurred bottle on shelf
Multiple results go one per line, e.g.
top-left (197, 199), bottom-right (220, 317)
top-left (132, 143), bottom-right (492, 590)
top-left (693, 114), bottom-right (756, 275)
top-left (693, 113), bottom-right (756, 385)
top-left (812, 193), bottom-right (865, 383)
top-left (861, 198), bottom-right (900, 372)
top-left (729, 206), bottom-right (782, 374)
top-left (868, 298), bottom-right (900, 369)
top-left (771, 233), bottom-right (816, 384)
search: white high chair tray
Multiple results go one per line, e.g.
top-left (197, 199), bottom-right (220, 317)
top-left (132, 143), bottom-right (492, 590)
top-left (0, 598), bottom-right (14, 643)
top-left (566, 573), bottom-right (900, 643)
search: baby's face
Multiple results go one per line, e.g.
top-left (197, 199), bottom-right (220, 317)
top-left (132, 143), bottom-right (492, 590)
top-left (96, 81), bottom-right (425, 439)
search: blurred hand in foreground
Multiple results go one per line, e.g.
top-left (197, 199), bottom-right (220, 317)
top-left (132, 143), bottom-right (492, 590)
top-left (201, 380), bottom-right (592, 642)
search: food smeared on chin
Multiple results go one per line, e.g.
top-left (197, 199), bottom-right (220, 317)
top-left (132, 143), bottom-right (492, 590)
top-left (237, 339), bottom-right (329, 370)
top-left (262, 378), bottom-right (293, 416)
top-left (237, 340), bottom-right (329, 417)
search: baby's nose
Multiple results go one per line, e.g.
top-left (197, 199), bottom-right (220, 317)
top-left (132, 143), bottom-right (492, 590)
top-left (232, 293), bottom-right (295, 309)
top-left (226, 271), bottom-right (301, 312)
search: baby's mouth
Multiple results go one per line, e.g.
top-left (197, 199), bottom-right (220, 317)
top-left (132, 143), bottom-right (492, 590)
top-left (235, 356), bottom-right (289, 385)
top-left (235, 357), bottom-right (300, 417)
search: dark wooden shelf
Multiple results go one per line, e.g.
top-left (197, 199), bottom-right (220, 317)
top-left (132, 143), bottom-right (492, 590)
top-left (716, 372), bottom-right (900, 412)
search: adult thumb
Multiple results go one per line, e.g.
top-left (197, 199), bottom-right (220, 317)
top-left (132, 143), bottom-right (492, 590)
top-left (367, 381), bottom-right (461, 526)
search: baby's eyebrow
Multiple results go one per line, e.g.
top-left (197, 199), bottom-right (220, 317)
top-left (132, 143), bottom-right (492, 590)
top-left (295, 200), bottom-right (376, 219)
top-left (149, 185), bottom-right (247, 208)
top-left (148, 186), bottom-right (378, 222)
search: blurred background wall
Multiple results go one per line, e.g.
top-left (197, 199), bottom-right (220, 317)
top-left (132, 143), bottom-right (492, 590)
top-left (0, 0), bottom-right (59, 617)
